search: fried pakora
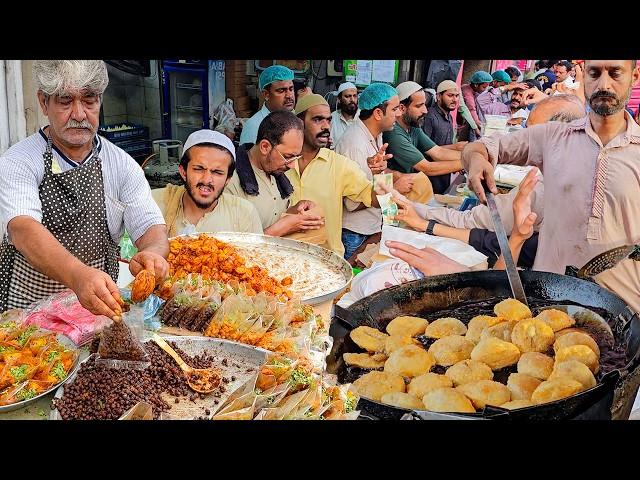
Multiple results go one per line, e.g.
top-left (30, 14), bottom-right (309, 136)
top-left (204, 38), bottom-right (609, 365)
top-left (445, 359), bottom-right (494, 387)
top-left (506, 373), bottom-right (542, 401)
top-left (555, 345), bottom-right (599, 374)
top-left (386, 316), bottom-right (429, 337)
top-left (553, 331), bottom-right (600, 357)
top-left (494, 298), bottom-right (532, 321)
top-left (352, 370), bottom-right (406, 402)
top-left (531, 378), bottom-right (584, 404)
top-left (408, 372), bottom-right (453, 398)
top-left (470, 337), bottom-right (521, 370)
top-left (517, 352), bottom-right (554, 380)
top-left (548, 360), bottom-right (597, 390)
top-left (350, 326), bottom-right (388, 353)
top-left (510, 319), bottom-right (555, 353)
top-left (384, 345), bottom-right (435, 378)
top-left (465, 315), bottom-right (504, 343)
top-left (424, 317), bottom-right (467, 339)
top-left (380, 392), bottom-right (424, 410)
top-left (343, 352), bottom-right (387, 370)
top-left (428, 335), bottom-right (474, 367)
top-left (535, 309), bottom-right (575, 332)
top-left (456, 380), bottom-right (511, 409)
top-left (422, 387), bottom-right (476, 413)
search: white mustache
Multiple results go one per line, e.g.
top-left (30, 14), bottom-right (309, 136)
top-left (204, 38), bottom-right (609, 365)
top-left (65, 119), bottom-right (94, 131)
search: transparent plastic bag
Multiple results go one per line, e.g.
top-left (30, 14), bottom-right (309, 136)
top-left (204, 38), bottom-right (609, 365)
top-left (212, 99), bottom-right (238, 138)
top-left (119, 231), bottom-right (138, 261)
top-left (96, 304), bottom-right (150, 370)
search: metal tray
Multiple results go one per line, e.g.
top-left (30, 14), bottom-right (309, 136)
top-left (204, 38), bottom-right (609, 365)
top-left (171, 232), bottom-right (353, 305)
top-left (0, 332), bottom-right (81, 413)
top-left (49, 335), bottom-right (269, 420)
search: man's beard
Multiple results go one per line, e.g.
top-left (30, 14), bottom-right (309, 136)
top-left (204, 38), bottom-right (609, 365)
top-left (439, 100), bottom-right (455, 112)
top-left (185, 179), bottom-right (225, 209)
top-left (340, 101), bottom-right (358, 116)
top-left (588, 87), bottom-right (632, 116)
top-left (404, 112), bottom-right (424, 128)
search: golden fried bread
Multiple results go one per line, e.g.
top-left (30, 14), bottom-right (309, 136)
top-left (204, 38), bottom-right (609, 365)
top-left (456, 380), bottom-right (511, 409)
top-left (511, 319), bottom-right (555, 353)
top-left (445, 359), bottom-right (494, 387)
top-left (428, 335), bottom-right (474, 367)
top-left (350, 326), bottom-right (388, 353)
top-left (531, 378), bottom-right (584, 405)
top-left (555, 327), bottom-right (591, 339)
top-left (470, 337), bottom-right (521, 370)
top-left (384, 345), bottom-right (435, 378)
top-left (424, 317), bottom-right (467, 339)
top-left (480, 321), bottom-right (516, 342)
top-left (386, 316), bottom-right (429, 337)
top-left (501, 399), bottom-right (534, 410)
top-left (494, 298), bottom-right (532, 321)
top-left (507, 373), bottom-right (542, 401)
top-left (380, 392), bottom-right (424, 410)
top-left (352, 370), bottom-right (406, 402)
top-left (422, 387), bottom-right (476, 413)
top-left (553, 331), bottom-right (600, 357)
top-left (343, 352), bottom-right (387, 370)
top-left (535, 309), bottom-right (575, 332)
top-left (555, 345), bottom-right (599, 374)
top-left (549, 360), bottom-right (596, 390)
top-left (517, 352), bottom-right (554, 380)
top-left (384, 335), bottom-right (418, 355)
top-left (465, 315), bottom-right (504, 343)
top-left (408, 373), bottom-right (453, 398)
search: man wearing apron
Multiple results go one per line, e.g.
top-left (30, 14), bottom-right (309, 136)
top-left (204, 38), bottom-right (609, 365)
top-left (0, 60), bottom-right (169, 319)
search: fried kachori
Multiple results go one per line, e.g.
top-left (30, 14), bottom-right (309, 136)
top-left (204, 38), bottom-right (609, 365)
top-left (510, 319), bottom-right (555, 353)
top-left (408, 373), bottom-right (453, 398)
top-left (465, 315), bottom-right (504, 343)
top-left (500, 399), bottom-right (534, 410)
top-left (384, 335), bottom-right (418, 355)
top-left (470, 337), bottom-right (521, 370)
top-left (445, 359), bottom-right (494, 387)
top-left (352, 370), bottom-right (406, 402)
top-left (343, 352), bottom-right (387, 370)
top-left (535, 309), bottom-right (575, 332)
top-left (494, 298), bottom-right (532, 321)
top-left (530, 377), bottom-right (584, 404)
top-left (548, 360), bottom-right (597, 390)
top-left (384, 345), bottom-right (435, 378)
top-left (422, 387), bottom-right (476, 413)
top-left (517, 352), bottom-right (554, 380)
top-left (350, 326), bottom-right (388, 353)
top-left (380, 392), bottom-right (424, 410)
top-left (456, 380), bottom-right (511, 409)
top-left (553, 331), bottom-right (600, 357)
top-left (428, 335), bottom-right (475, 367)
top-left (480, 321), bottom-right (516, 342)
top-left (506, 373), bottom-right (542, 401)
top-left (555, 345), bottom-right (599, 374)
top-left (424, 317), bottom-right (467, 339)
top-left (386, 316), bottom-right (429, 337)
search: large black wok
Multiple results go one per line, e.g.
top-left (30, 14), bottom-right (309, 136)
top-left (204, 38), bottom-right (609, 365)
top-left (327, 271), bottom-right (640, 420)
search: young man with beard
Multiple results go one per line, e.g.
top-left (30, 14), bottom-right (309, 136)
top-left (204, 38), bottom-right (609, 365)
top-left (226, 110), bottom-right (324, 236)
top-left (152, 130), bottom-right (262, 237)
top-left (240, 65), bottom-right (296, 144)
top-left (384, 81), bottom-right (464, 194)
top-left (461, 71), bottom-right (493, 136)
top-left (463, 60), bottom-right (640, 314)
top-left (285, 94), bottom-right (386, 256)
top-left (330, 82), bottom-right (360, 146)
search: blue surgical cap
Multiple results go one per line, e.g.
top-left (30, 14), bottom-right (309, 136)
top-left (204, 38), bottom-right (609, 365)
top-left (491, 70), bottom-right (511, 84)
top-left (358, 82), bottom-right (398, 110)
top-left (259, 65), bottom-right (295, 90)
top-left (470, 70), bottom-right (493, 84)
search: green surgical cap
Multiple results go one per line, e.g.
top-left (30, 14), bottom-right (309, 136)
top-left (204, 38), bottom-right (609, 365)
top-left (259, 65), bottom-right (295, 90)
top-left (358, 82), bottom-right (397, 110)
top-left (491, 70), bottom-right (511, 83)
top-left (470, 70), bottom-right (493, 84)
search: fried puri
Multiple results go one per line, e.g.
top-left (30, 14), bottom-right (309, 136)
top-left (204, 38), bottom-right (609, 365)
top-left (511, 319), bottom-right (555, 353)
top-left (384, 335), bottom-right (418, 355)
top-left (555, 327), bottom-right (592, 339)
top-left (445, 359), bottom-right (494, 387)
top-left (352, 370), bottom-right (406, 402)
top-left (350, 326), bottom-right (388, 353)
top-left (343, 352), bottom-right (387, 370)
top-left (471, 337), bottom-right (521, 370)
top-left (465, 315), bottom-right (504, 343)
top-left (422, 388), bottom-right (476, 413)
top-left (380, 392), bottom-right (424, 410)
top-left (500, 399), bottom-right (534, 410)
top-left (531, 378), bottom-right (584, 404)
top-left (386, 316), bottom-right (429, 337)
top-left (408, 373), bottom-right (453, 398)
top-left (535, 309), bottom-right (575, 332)
top-left (517, 352), bottom-right (554, 380)
top-left (507, 373), bottom-right (542, 401)
top-left (456, 380), bottom-right (511, 409)
top-left (494, 298), bottom-right (532, 321)
top-left (384, 345), bottom-right (435, 378)
top-left (549, 360), bottom-right (597, 390)
top-left (424, 317), bottom-right (467, 339)
top-left (428, 335), bottom-right (474, 367)
top-left (480, 321), bottom-right (516, 343)
top-left (555, 345), bottom-right (599, 374)
top-left (553, 331), bottom-right (600, 357)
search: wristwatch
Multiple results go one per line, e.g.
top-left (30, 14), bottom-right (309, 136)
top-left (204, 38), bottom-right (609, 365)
top-left (426, 219), bottom-right (438, 236)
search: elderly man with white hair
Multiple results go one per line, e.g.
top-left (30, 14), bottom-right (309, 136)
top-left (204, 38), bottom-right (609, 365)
top-left (0, 60), bottom-right (169, 320)
top-left (330, 81), bottom-right (359, 146)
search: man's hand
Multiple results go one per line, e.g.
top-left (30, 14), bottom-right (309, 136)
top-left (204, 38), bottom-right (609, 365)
top-left (511, 168), bottom-right (539, 240)
top-left (393, 173), bottom-right (414, 194)
top-left (505, 82), bottom-right (530, 92)
top-left (70, 265), bottom-right (123, 320)
top-left (367, 143), bottom-right (393, 175)
top-left (385, 241), bottom-right (469, 276)
top-left (291, 200), bottom-right (316, 214)
top-left (130, 250), bottom-right (169, 282)
top-left (523, 87), bottom-right (548, 106)
top-left (391, 194), bottom-right (426, 232)
top-left (280, 212), bottom-right (324, 235)
top-left (466, 155), bottom-right (497, 204)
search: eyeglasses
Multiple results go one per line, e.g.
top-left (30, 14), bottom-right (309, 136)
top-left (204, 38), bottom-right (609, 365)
top-left (272, 145), bottom-right (302, 165)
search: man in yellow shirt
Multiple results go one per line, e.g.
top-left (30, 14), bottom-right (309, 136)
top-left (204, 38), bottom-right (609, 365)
top-left (152, 130), bottom-right (262, 237)
top-left (286, 94), bottom-right (386, 256)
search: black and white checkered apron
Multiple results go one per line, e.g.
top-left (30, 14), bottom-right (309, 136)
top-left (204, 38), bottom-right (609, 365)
top-left (0, 134), bottom-right (119, 311)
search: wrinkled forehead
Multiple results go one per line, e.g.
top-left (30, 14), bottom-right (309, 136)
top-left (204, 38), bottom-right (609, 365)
top-left (584, 60), bottom-right (634, 70)
top-left (50, 88), bottom-right (101, 100)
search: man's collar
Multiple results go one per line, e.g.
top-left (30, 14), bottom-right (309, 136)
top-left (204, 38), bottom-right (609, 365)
top-left (570, 110), bottom-right (640, 146)
top-left (356, 117), bottom-right (379, 143)
top-left (314, 147), bottom-right (331, 161)
top-left (436, 104), bottom-right (452, 119)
